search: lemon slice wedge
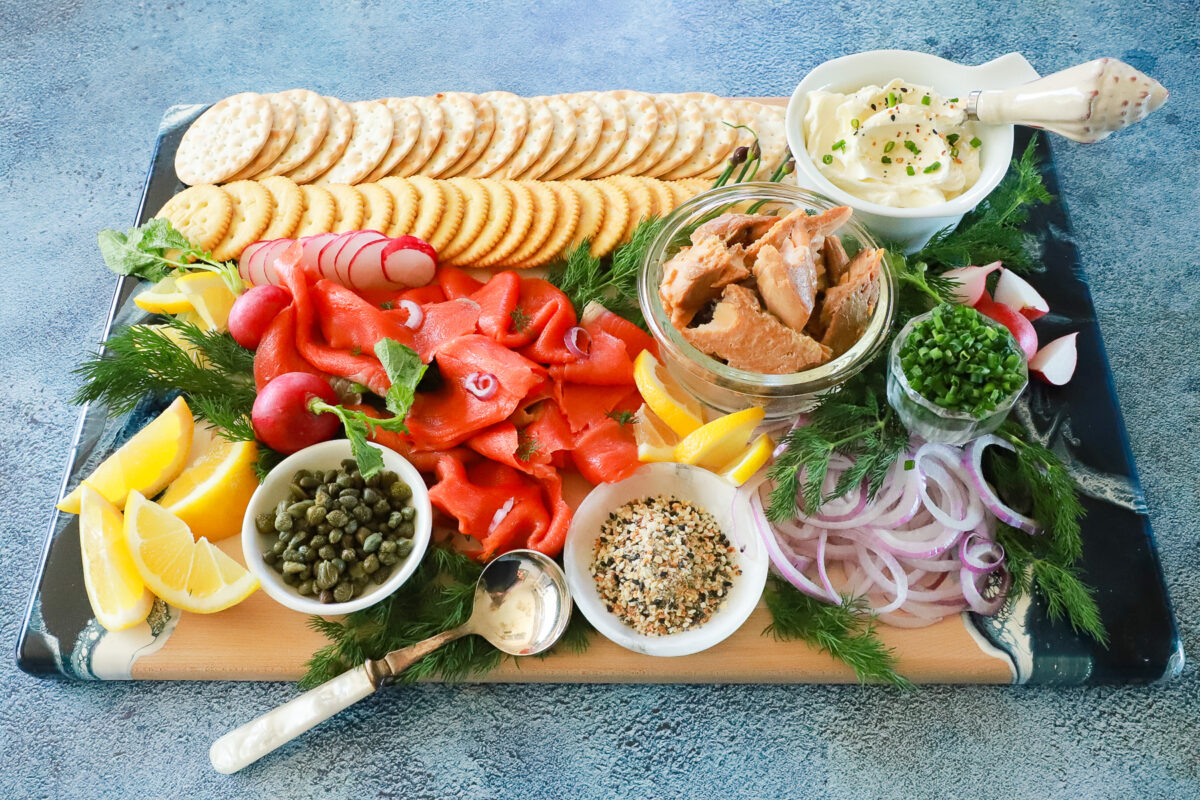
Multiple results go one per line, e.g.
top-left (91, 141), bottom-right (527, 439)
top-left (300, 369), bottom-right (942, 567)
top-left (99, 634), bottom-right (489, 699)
top-left (633, 350), bottom-right (705, 437)
top-left (176, 272), bottom-right (237, 332)
top-left (718, 433), bottom-right (775, 486)
top-left (634, 403), bottom-right (680, 462)
top-left (673, 406), bottom-right (766, 470)
top-left (133, 276), bottom-right (193, 315)
top-left (79, 484), bottom-right (155, 631)
top-left (123, 490), bottom-right (258, 614)
top-left (58, 396), bottom-right (194, 514)
top-left (160, 426), bottom-right (259, 542)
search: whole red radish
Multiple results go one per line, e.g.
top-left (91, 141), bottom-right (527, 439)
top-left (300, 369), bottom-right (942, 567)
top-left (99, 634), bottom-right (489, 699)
top-left (228, 285), bottom-right (292, 350)
top-left (974, 293), bottom-right (1038, 360)
top-left (252, 372), bottom-right (341, 454)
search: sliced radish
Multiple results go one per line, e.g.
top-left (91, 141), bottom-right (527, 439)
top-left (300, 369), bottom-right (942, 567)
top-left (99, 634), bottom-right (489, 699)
top-left (994, 269), bottom-right (1050, 321)
top-left (1030, 333), bottom-right (1079, 385)
top-left (335, 231), bottom-right (389, 287)
top-left (974, 294), bottom-right (1038, 360)
top-left (381, 236), bottom-right (438, 288)
top-left (347, 239), bottom-right (390, 290)
top-left (298, 233), bottom-right (337, 274)
top-left (318, 232), bottom-right (357, 284)
top-left (239, 240), bottom-right (274, 286)
top-left (258, 239), bottom-right (296, 286)
top-left (942, 261), bottom-right (1001, 306)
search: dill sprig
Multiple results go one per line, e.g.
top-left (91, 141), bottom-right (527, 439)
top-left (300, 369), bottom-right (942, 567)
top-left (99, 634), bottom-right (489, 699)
top-left (548, 217), bottom-right (664, 329)
top-left (763, 579), bottom-right (911, 687)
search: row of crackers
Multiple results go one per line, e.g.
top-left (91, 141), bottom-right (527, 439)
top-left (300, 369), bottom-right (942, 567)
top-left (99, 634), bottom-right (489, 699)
top-left (174, 89), bottom-right (786, 188)
top-left (155, 174), bottom-right (713, 269)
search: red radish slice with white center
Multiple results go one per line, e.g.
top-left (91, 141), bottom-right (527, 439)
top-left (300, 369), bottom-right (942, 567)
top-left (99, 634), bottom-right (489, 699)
top-left (258, 239), bottom-right (296, 286)
top-left (318, 232), bottom-right (357, 284)
top-left (1030, 332), bottom-right (1078, 385)
top-left (942, 261), bottom-right (1001, 306)
top-left (974, 293), bottom-right (1038, 360)
top-left (239, 240), bottom-right (274, 286)
top-left (347, 239), bottom-right (390, 290)
top-left (993, 269), bottom-right (1050, 321)
top-left (334, 230), bottom-right (389, 287)
top-left (381, 236), bottom-right (438, 288)
top-left (299, 233), bottom-right (337, 274)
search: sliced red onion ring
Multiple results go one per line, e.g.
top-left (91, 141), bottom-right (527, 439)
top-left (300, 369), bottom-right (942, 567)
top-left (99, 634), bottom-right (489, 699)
top-left (961, 567), bottom-right (1010, 615)
top-left (959, 533), bottom-right (1005, 574)
top-left (964, 435), bottom-right (1042, 534)
top-left (398, 299), bottom-right (424, 330)
top-left (489, 497), bottom-right (515, 534)
top-left (744, 480), bottom-right (838, 603)
top-left (915, 443), bottom-right (984, 532)
top-left (463, 371), bottom-right (498, 400)
top-left (564, 326), bottom-right (591, 359)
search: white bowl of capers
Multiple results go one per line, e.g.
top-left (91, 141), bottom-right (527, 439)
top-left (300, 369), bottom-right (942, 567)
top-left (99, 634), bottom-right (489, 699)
top-left (241, 439), bottom-right (432, 616)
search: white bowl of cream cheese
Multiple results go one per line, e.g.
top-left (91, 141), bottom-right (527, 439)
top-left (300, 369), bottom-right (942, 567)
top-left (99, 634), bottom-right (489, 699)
top-left (786, 50), bottom-right (1040, 251)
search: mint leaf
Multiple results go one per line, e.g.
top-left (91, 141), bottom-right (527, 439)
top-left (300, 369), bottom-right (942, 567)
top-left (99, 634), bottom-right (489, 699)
top-left (98, 228), bottom-right (169, 282)
top-left (375, 338), bottom-right (426, 422)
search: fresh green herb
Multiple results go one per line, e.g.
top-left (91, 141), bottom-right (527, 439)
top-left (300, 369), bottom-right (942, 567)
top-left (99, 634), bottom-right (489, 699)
top-left (904, 459), bottom-right (915, 470)
top-left (883, 141), bottom-right (896, 153)
top-left (97, 218), bottom-right (243, 294)
top-left (881, 156), bottom-right (892, 165)
top-left (548, 216), bottom-right (663, 329)
top-left (904, 140), bottom-right (920, 155)
top-left (850, 118), bottom-right (860, 130)
top-left (921, 95), bottom-right (932, 106)
top-left (947, 133), bottom-right (960, 145)
top-left (254, 446), bottom-right (285, 482)
top-left (950, 146), bottom-right (960, 158)
top-left (380, 300), bottom-right (395, 310)
top-left (906, 165), bottom-right (916, 176)
top-left (763, 579), bottom-right (911, 687)
top-left (970, 136), bottom-right (982, 148)
top-left (510, 306), bottom-right (532, 333)
top-left (923, 161), bottom-right (941, 174)
top-left (515, 432), bottom-right (540, 462)
top-left (886, 91), bottom-right (899, 108)
top-left (607, 409), bottom-right (635, 426)
top-left (375, 338), bottom-right (426, 418)
top-left (350, 345), bottom-right (362, 356)
top-left (948, 97), bottom-right (959, 104)
top-left (822, 154), bottom-right (834, 165)
top-left (831, 139), bottom-right (846, 152)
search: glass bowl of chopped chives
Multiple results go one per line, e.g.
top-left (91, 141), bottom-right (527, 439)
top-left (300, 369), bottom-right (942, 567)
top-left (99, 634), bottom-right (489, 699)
top-left (887, 304), bottom-right (1028, 444)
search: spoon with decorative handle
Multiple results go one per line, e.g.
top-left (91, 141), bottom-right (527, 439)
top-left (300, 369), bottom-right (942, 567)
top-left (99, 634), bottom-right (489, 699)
top-left (965, 57), bottom-right (1168, 143)
top-left (209, 549), bottom-right (572, 774)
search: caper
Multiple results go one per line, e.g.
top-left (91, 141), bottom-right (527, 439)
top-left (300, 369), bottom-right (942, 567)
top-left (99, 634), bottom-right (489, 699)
top-left (297, 580), bottom-right (315, 596)
top-left (324, 482), bottom-right (340, 497)
top-left (333, 558), bottom-right (346, 573)
top-left (333, 582), bottom-right (354, 603)
top-left (361, 488), bottom-right (380, 505)
top-left (297, 565), bottom-right (311, 581)
top-left (323, 469), bottom-right (338, 484)
top-left (340, 487), bottom-right (361, 499)
top-left (281, 571), bottom-right (299, 586)
top-left (338, 494), bottom-right (359, 510)
top-left (355, 547), bottom-right (368, 560)
top-left (336, 473), bottom-right (353, 489)
top-left (398, 521), bottom-right (415, 538)
top-left (271, 540), bottom-right (287, 555)
top-left (386, 511), bottom-right (402, 529)
top-left (317, 545), bottom-right (336, 560)
top-left (329, 528), bottom-right (344, 544)
top-left (275, 499), bottom-right (291, 517)
top-left (288, 532), bottom-right (307, 548)
top-left (396, 539), bottom-right (414, 558)
top-left (378, 551), bottom-right (398, 566)
top-left (310, 534), bottom-right (328, 549)
top-left (363, 533), bottom-right (383, 553)
top-left (296, 545), bottom-right (314, 561)
top-left (365, 472), bottom-right (381, 489)
top-left (306, 505), bottom-right (327, 526)
top-left (315, 560), bottom-right (339, 590)
top-left (344, 519), bottom-right (359, 535)
top-left (264, 551), bottom-right (280, 566)
top-left (389, 482), bottom-right (412, 501)
top-left (362, 554), bottom-right (380, 574)
top-left (299, 475), bottom-right (320, 490)
top-left (282, 561), bottom-right (307, 574)
top-left (326, 509), bottom-right (349, 528)
top-left (275, 513), bottom-right (293, 533)
top-left (278, 529), bottom-right (291, 541)
top-left (373, 567), bottom-right (391, 584)
top-left (349, 562), bottom-right (366, 579)
top-left (255, 513), bottom-right (274, 534)
top-left (400, 506), bottom-right (416, 522)
top-left (355, 529), bottom-right (370, 546)
top-left (341, 547), bottom-right (358, 563)
top-left (288, 500), bottom-right (314, 519)
top-left (288, 483), bottom-right (307, 502)
top-left (379, 539), bottom-right (397, 554)
top-left (315, 490), bottom-right (332, 508)
top-left (282, 548), bottom-right (300, 562)
top-left (353, 504), bottom-right (372, 523)
top-left (317, 589), bottom-right (333, 604)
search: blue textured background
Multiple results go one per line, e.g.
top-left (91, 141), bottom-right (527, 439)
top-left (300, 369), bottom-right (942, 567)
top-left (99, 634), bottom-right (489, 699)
top-left (3, 1), bottom-right (1198, 797)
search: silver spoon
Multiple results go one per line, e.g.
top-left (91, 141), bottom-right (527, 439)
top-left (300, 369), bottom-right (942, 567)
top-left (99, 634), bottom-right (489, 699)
top-left (209, 549), bottom-right (572, 774)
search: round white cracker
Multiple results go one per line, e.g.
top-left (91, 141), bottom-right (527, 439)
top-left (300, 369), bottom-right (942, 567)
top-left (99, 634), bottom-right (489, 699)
top-left (255, 89), bottom-right (329, 178)
top-left (647, 95), bottom-right (704, 177)
top-left (494, 96), bottom-right (552, 179)
top-left (464, 91), bottom-right (528, 177)
top-left (441, 92), bottom-right (496, 178)
top-left (515, 94), bottom-right (577, 179)
top-left (175, 92), bottom-right (272, 185)
top-left (658, 93), bottom-right (737, 180)
top-left (389, 95), bottom-right (444, 177)
top-left (228, 92), bottom-right (297, 181)
top-left (622, 92), bottom-right (677, 176)
top-left (363, 97), bottom-right (423, 182)
top-left (590, 90), bottom-right (658, 178)
top-left (421, 92), bottom-right (477, 177)
top-left (540, 92), bottom-right (603, 181)
top-left (560, 91), bottom-right (628, 179)
top-left (285, 96), bottom-right (354, 183)
top-left (700, 97), bottom-right (756, 179)
top-left (316, 100), bottom-right (393, 185)
top-left (736, 101), bottom-right (789, 177)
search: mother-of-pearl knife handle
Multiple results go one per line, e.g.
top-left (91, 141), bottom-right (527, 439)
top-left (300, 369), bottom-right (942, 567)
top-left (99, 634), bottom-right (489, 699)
top-left (967, 58), bottom-right (1168, 143)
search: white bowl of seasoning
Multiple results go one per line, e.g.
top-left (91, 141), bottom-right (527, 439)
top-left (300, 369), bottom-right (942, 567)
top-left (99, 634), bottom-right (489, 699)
top-left (786, 49), bottom-right (1040, 251)
top-left (564, 462), bottom-right (768, 657)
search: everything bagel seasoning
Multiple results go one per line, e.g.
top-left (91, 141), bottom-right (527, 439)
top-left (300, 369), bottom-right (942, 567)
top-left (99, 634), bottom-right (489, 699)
top-left (591, 495), bottom-right (740, 636)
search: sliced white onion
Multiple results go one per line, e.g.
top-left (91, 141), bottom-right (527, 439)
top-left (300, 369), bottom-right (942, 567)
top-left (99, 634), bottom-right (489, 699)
top-left (463, 371), bottom-right (498, 400)
top-left (398, 299), bottom-right (424, 330)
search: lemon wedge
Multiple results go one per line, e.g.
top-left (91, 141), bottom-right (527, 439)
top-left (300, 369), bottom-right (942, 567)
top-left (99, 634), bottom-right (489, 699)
top-left (633, 350), bottom-right (705, 437)
top-left (634, 403), bottom-right (680, 462)
top-left (133, 276), bottom-right (193, 315)
top-left (79, 484), bottom-right (155, 631)
top-left (123, 491), bottom-right (258, 614)
top-left (673, 406), bottom-right (766, 470)
top-left (718, 433), bottom-right (775, 486)
top-left (58, 396), bottom-right (194, 514)
top-left (176, 272), bottom-right (237, 332)
top-left (159, 425), bottom-right (258, 542)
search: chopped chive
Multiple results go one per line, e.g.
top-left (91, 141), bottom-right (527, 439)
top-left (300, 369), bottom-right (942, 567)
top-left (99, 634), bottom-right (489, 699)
top-left (970, 136), bottom-right (982, 148)
top-left (923, 161), bottom-right (941, 173)
top-left (950, 146), bottom-right (960, 158)
top-left (883, 141), bottom-right (896, 153)
top-left (904, 140), bottom-right (920, 155)
top-left (851, 118), bottom-right (860, 130)
top-left (948, 97), bottom-right (959, 103)
top-left (887, 92), bottom-right (899, 107)
top-left (946, 133), bottom-right (960, 145)
top-left (881, 155), bottom-right (892, 164)
top-left (832, 139), bottom-right (846, 151)
top-left (906, 165), bottom-right (915, 176)
top-left (921, 95), bottom-right (931, 105)
top-left (904, 459), bottom-right (916, 470)
top-left (822, 154), bottom-right (833, 165)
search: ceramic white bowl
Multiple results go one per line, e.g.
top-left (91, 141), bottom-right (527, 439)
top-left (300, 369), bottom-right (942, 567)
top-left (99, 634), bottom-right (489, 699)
top-left (563, 462), bottom-right (768, 657)
top-left (241, 439), bottom-right (432, 615)
top-left (786, 50), bottom-right (1041, 251)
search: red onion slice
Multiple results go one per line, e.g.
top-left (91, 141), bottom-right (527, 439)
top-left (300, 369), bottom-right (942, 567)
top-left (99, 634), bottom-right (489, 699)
top-left (489, 497), bottom-right (515, 534)
top-left (744, 481), bottom-right (838, 603)
top-left (564, 326), bottom-right (592, 359)
top-left (959, 533), bottom-right (1005, 574)
top-left (398, 299), bottom-right (424, 330)
top-left (463, 371), bottom-right (498, 400)
top-left (964, 435), bottom-right (1042, 534)
top-left (961, 567), bottom-right (1009, 615)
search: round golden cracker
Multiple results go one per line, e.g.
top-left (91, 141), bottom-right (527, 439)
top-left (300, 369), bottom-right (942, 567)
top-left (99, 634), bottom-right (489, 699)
top-left (441, 93), bottom-right (495, 178)
top-left (623, 94), bottom-right (677, 177)
top-left (259, 175), bottom-right (304, 239)
top-left (326, 184), bottom-right (365, 232)
top-left (286, 96), bottom-right (354, 183)
top-left (363, 97), bottom-right (423, 183)
top-left (541, 93), bottom-right (603, 181)
top-left (421, 92), bottom-right (476, 178)
top-left (497, 180), bottom-right (558, 267)
top-left (476, 180), bottom-right (535, 267)
top-left (637, 176), bottom-right (675, 220)
top-left (446, 179), bottom-right (513, 267)
top-left (440, 178), bottom-right (491, 261)
top-left (494, 97), bottom-right (552, 179)
top-left (405, 176), bottom-right (446, 241)
top-left (515, 95), bottom-right (576, 180)
top-left (256, 89), bottom-right (330, 178)
top-left (664, 180), bottom-right (693, 208)
top-left (377, 177), bottom-right (420, 237)
top-left (175, 93), bottom-right (272, 185)
top-left (604, 176), bottom-right (652, 243)
top-left (564, 179), bottom-right (606, 250)
top-left (358, 182), bottom-right (394, 233)
top-left (427, 178), bottom-right (466, 253)
top-left (465, 91), bottom-right (528, 177)
top-left (591, 90), bottom-right (658, 178)
top-left (316, 100), bottom-right (393, 185)
top-left (228, 92), bottom-right (297, 182)
top-left (154, 185), bottom-right (233, 252)
top-left (588, 179), bottom-right (630, 257)
top-left (390, 96), bottom-right (444, 177)
top-left (560, 91), bottom-right (628, 179)
top-left (659, 93), bottom-right (738, 180)
top-left (647, 95), bottom-right (704, 178)
top-left (736, 101), bottom-right (789, 177)
top-left (294, 184), bottom-right (336, 237)
top-left (510, 181), bottom-right (580, 268)
top-left (210, 180), bottom-right (274, 262)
